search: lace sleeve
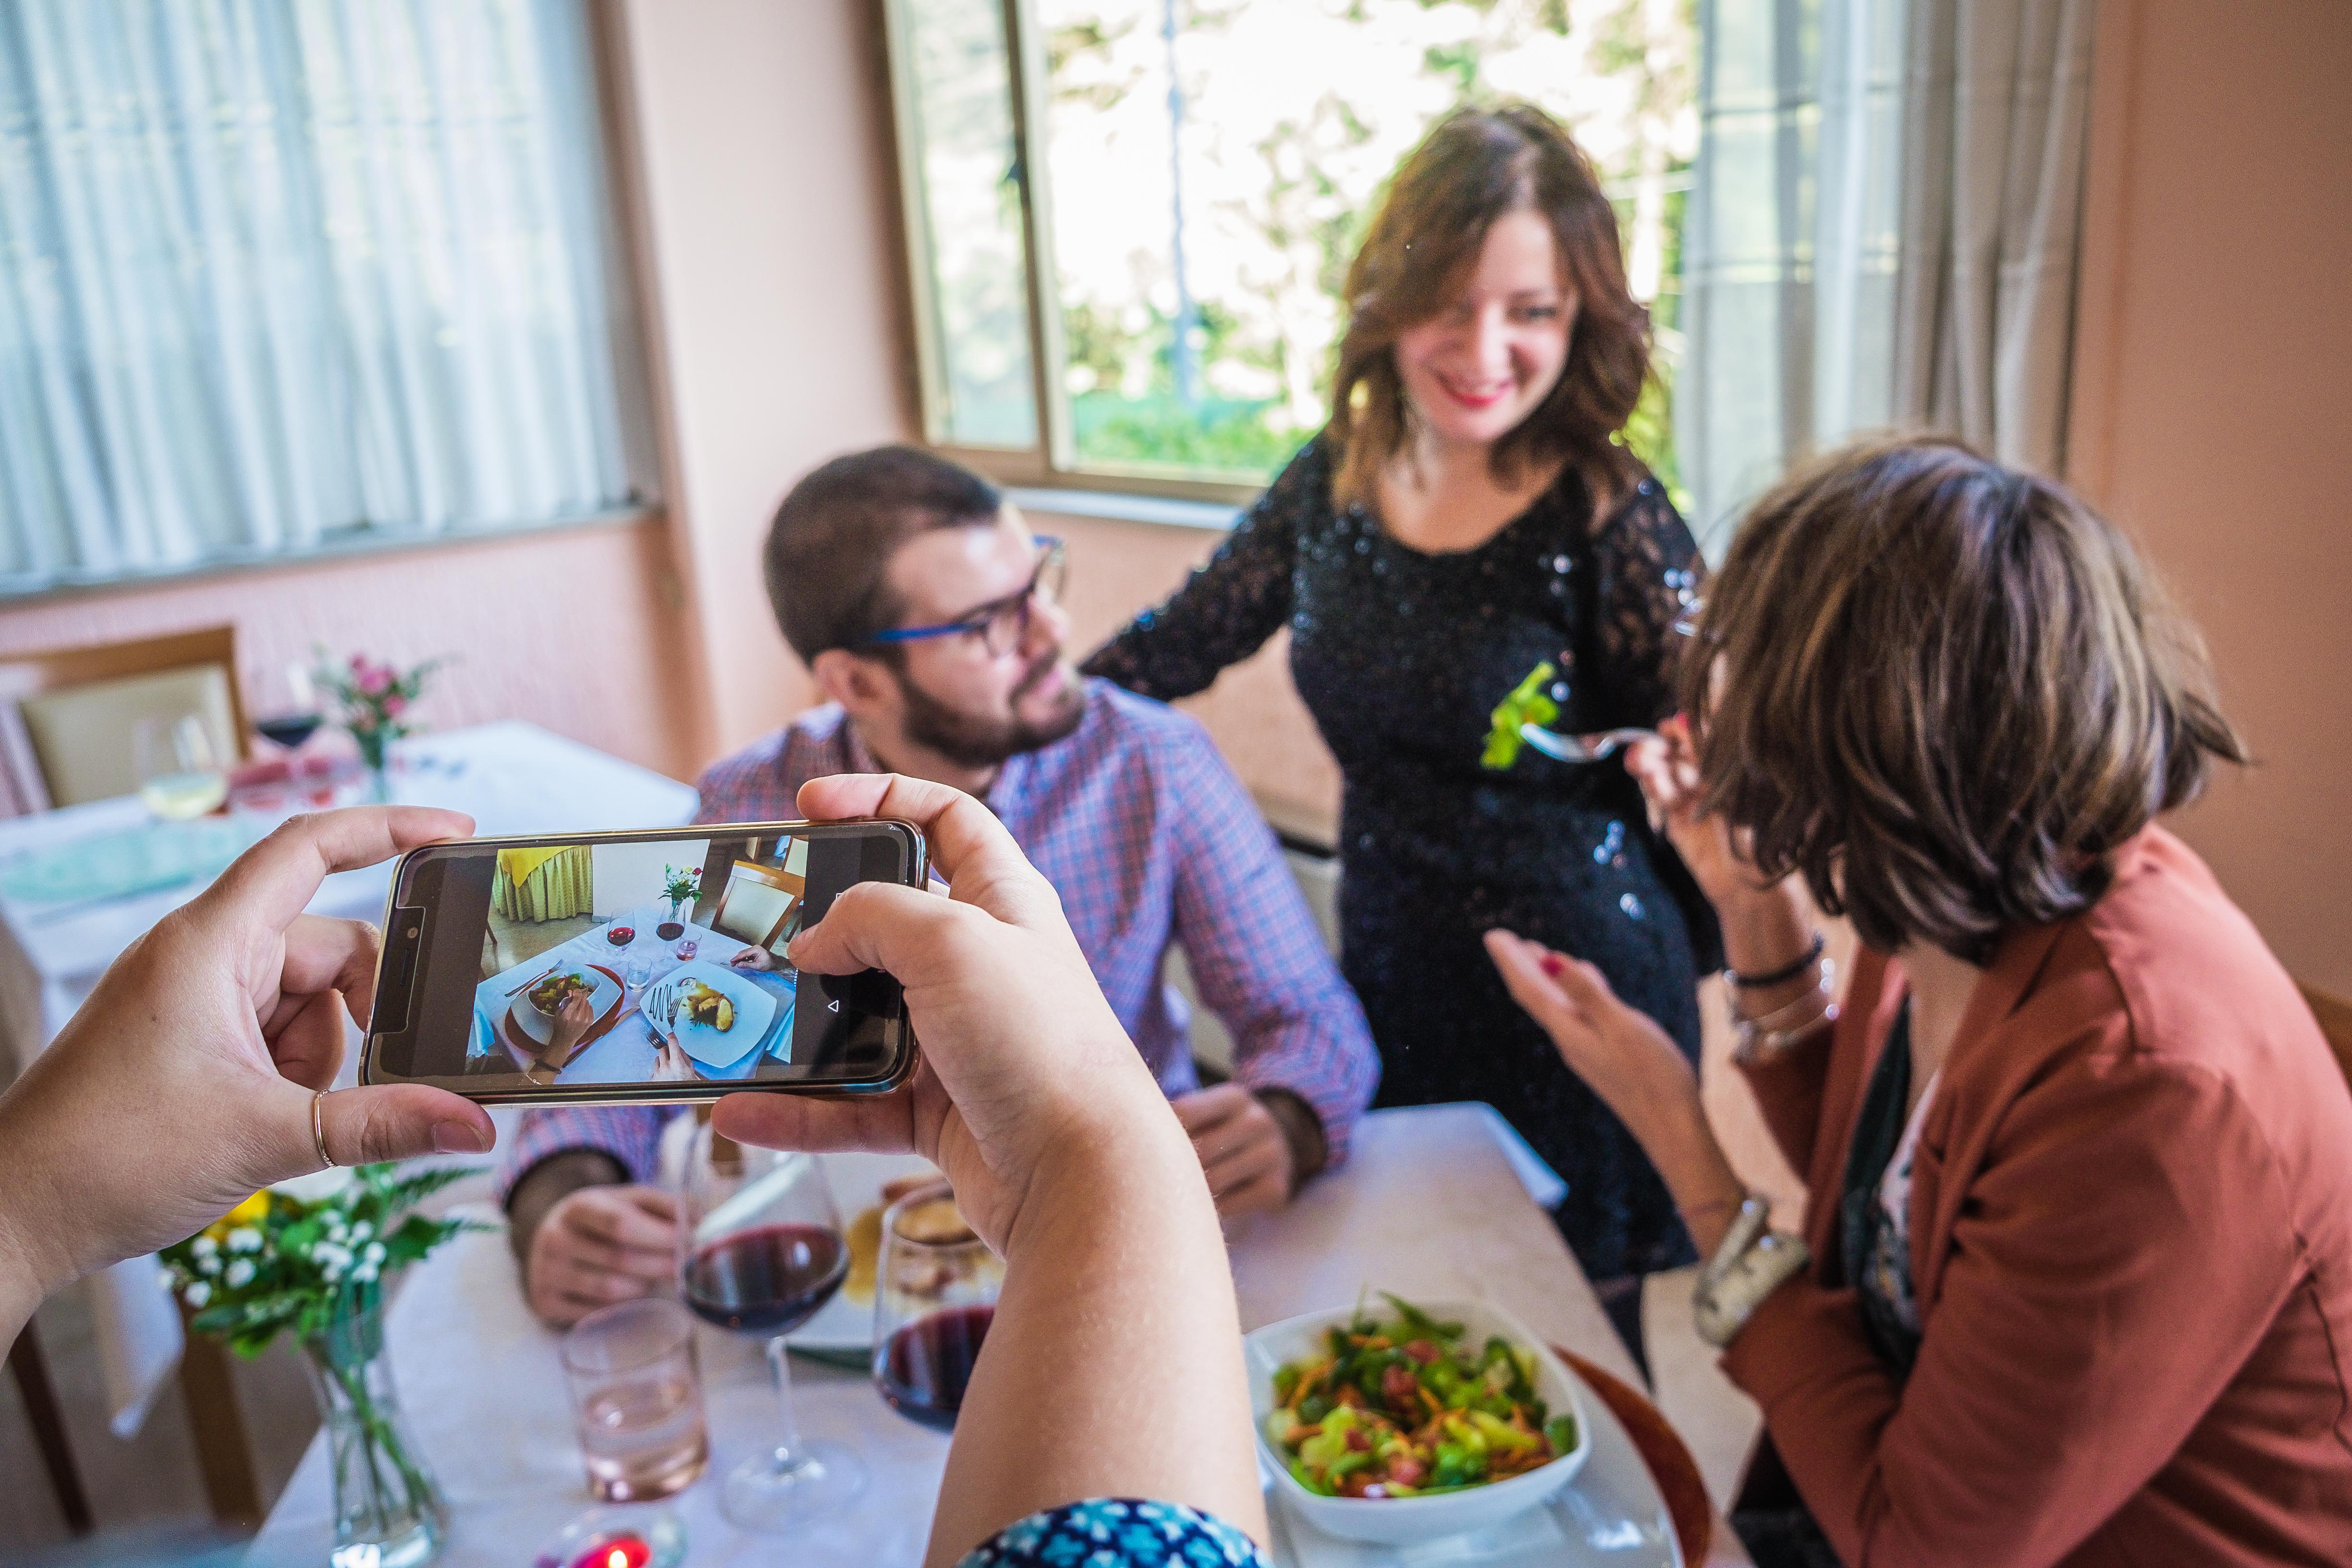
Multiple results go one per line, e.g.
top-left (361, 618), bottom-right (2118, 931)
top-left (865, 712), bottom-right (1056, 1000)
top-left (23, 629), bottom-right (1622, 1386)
top-left (1079, 440), bottom-right (1321, 701)
top-left (1589, 476), bottom-right (1707, 727)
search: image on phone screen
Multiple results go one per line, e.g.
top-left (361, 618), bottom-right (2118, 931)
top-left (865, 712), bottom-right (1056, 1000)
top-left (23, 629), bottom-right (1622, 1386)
top-left (376, 826), bottom-right (907, 1095)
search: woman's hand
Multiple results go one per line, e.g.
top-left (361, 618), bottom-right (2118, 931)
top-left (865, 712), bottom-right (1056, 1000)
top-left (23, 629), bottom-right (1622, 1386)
top-left (1622, 715), bottom-right (1761, 902)
top-left (717, 776), bottom-right (1263, 1564)
top-left (1484, 928), bottom-right (1745, 1250)
top-left (548, 991), bottom-right (596, 1055)
top-left (0, 808), bottom-right (497, 1332)
top-left (649, 1035), bottom-right (699, 1082)
top-left (712, 774), bottom-right (1186, 1258)
top-left (728, 945), bottom-right (776, 972)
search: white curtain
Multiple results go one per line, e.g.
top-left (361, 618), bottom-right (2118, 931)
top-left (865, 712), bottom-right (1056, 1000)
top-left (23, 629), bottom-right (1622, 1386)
top-left (1677, 0), bottom-right (1911, 553)
top-left (1677, 0), bottom-right (2096, 551)
top-left (1892, 0), bottom-right (2096, 476)
top-left (0, 0), bottom-right (651, 593)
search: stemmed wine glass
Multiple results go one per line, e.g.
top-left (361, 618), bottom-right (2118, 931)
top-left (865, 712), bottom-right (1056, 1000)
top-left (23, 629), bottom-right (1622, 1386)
top-left (252, 662), bottom-right (325, 756)
top-left (133, 713), bottom-right (227, 821)
top-left (677, 1121), bottom-right (864, 1528)
top-left (871, 1181), bottom-right (1001, 1431)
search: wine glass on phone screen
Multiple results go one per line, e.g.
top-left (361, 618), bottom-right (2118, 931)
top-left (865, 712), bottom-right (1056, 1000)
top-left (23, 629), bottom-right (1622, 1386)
top-left (679, 1122), bottom-right (863, 1528)
top-left (872, 1181), bottom-right (1000, 1431)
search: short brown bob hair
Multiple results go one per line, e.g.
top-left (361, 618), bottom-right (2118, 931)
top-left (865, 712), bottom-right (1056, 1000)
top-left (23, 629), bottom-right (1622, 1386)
top-left (1685, 437), bottom-right (2247, 964)
top-left (1327, 103), bottom-right (1647, 513)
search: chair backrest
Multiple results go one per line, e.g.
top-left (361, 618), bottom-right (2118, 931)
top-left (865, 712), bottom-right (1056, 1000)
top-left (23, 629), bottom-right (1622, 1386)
top-left (2300, 983), bottom-right (2352, 1091)
top-left (0, 627), bottom-right (246, 810)
top-left (712, 859), bottom-right (803, 948)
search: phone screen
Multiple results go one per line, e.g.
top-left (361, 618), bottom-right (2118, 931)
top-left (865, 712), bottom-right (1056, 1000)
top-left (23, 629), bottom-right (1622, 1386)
top-left (363, 822), bottom-right (917, 1101)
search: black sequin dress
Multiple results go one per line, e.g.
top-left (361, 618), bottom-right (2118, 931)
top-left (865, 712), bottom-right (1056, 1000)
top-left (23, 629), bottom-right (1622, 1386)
top-left (1084, 434), bottom-right (1719, 1281)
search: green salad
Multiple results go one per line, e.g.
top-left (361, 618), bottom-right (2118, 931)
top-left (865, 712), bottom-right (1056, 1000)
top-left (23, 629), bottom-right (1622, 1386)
top-left (1265, 1295), bottom-right (1577, 1498)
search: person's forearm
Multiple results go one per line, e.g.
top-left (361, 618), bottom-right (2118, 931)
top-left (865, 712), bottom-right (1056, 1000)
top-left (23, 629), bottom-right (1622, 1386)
top-left (1715, 880), bottom-right (1825, 1020)
top-left (1621, 1079), bottom-right (1749, 1257)
top-left (1258, 1089), bottom-right (1327, 1186)
top-left (0, 1105), bottom-right (72, 1348)
top-left (929, 1109), bottom-right (1266, 1566)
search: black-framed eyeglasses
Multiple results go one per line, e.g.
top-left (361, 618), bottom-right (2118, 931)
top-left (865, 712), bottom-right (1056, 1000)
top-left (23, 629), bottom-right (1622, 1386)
top-left (863, 536), bottom-right (1067, 658)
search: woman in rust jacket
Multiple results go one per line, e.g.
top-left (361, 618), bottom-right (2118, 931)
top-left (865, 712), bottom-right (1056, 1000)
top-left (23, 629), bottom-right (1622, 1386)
top-left (1485, 437), bottom-right (2352, 1566)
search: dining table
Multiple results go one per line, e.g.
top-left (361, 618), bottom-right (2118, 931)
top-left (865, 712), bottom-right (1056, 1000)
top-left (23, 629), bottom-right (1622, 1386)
top-left (0, 721), bottom-right (701, 1435)
top-left (245, 1103), bottom-right (1752, 1567)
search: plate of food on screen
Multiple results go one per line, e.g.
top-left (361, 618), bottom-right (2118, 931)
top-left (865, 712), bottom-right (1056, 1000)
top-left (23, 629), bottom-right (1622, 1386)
top-left (507, 965), bottom-right (622, 1049)
top-left (645, 960), bottom-right (778, 1070)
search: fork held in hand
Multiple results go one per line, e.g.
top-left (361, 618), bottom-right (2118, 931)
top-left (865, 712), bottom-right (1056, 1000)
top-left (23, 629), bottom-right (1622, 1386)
top-left (1517, 724), bottom-right (1659, 765)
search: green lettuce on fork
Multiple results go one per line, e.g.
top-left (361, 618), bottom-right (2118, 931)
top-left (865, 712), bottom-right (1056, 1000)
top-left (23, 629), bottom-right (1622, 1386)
top-left (1267, 1294), bottom-right (1578, 1498)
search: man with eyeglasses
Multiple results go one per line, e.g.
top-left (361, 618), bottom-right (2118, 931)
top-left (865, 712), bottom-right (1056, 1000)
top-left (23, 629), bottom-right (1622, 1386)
top-left (497, 445), bottom-right (1379, 1327)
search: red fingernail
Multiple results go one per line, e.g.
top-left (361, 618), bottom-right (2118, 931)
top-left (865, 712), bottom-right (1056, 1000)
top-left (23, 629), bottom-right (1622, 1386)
top-left (1540, 954), bottom-right (1567, 978)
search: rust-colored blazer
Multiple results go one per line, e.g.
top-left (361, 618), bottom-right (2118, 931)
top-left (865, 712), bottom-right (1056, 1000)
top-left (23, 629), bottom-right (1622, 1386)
top-left (1724, 828), bottom-right (2352, 1566)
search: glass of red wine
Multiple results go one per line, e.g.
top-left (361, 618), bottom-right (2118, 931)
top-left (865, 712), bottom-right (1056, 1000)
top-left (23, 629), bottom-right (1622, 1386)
top-left (678, 1122), bottom-right (864, 1527)
top-left (871, 1181), bottom-right (1000, 1431)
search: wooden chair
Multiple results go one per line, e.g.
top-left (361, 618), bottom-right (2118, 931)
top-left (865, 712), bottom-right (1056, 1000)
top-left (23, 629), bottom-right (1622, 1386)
top-left (710, 859), bottom-right (806, 951)
top-left (0, 627), bottom-right (248, 811)
top-left (7, 1319), bottom-right (94, 1535)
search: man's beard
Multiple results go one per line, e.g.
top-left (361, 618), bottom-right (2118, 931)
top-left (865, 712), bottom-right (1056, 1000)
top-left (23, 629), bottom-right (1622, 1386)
top-left (895, 653), bottom-right (1085, 771)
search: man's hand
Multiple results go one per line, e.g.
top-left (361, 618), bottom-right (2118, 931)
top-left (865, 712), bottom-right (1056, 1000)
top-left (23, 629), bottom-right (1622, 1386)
top-left (525, 1184), bottom-right (679, 1327)
top-left (728, 946), bottom-right (776, 972)
top-left (1173, 1085), bottom-right (1297, 1218)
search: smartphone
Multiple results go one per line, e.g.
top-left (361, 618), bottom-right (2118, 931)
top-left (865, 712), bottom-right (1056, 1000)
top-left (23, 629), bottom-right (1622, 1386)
top-left (359, 819), bottom-right (924, 1104)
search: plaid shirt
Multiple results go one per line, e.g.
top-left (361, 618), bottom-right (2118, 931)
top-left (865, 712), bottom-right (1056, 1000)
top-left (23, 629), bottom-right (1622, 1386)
top-left (498, 679), bottom-right (1378, 1202)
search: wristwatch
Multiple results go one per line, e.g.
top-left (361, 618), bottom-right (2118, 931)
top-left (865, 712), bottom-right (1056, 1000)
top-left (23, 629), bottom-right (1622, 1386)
top-left (1692, 1194), bottom-right (1811, 1348)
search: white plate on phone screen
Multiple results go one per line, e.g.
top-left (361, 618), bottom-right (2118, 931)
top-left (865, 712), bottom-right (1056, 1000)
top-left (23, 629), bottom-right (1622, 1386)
top-left (786, 1150), bottom-right (942, 1359)
top-left (653, 960), bottom-right (777, 1070)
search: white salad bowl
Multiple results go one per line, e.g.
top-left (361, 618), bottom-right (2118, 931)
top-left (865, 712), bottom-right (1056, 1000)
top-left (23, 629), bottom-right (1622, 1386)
top-left (1246, 1297), bottom-right (1592, 1544)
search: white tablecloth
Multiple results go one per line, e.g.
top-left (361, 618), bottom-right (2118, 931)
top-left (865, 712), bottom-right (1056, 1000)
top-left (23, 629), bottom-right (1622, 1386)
top-left (249, 1105), bottom-right (1749, 1567)
top-left (0, 722), bottom-right (699, 1432)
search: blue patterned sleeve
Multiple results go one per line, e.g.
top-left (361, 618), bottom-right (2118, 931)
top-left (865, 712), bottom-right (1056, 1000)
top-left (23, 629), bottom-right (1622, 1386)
top-left (955, 1500), bottom-right (1269, 1568)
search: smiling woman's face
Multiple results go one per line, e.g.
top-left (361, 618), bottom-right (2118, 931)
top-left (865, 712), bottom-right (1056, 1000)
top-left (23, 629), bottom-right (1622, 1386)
top-left (1392, 208), bottom-right (1577, 454)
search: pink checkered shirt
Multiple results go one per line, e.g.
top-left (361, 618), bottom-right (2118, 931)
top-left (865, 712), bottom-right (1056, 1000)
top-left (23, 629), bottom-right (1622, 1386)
top-left (497, 679), bottom-right (1378, 1203)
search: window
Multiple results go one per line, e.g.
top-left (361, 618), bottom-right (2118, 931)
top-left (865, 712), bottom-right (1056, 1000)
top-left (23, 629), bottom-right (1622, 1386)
top-left (884, 0), bottom-right (1699, 501)
top-left (0, 0), bottom-right (654, 598)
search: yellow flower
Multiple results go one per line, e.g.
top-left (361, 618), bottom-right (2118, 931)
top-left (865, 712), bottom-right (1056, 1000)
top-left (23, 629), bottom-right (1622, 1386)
top-left (207, 1191), bottom-right (270, 1240)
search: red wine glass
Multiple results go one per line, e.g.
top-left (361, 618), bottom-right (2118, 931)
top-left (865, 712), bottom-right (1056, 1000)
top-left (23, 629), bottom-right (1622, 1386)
top-left (871, 1181), bottom-right (1001, 1431)
top-left (678, 1122), bottom-right (864, 1528)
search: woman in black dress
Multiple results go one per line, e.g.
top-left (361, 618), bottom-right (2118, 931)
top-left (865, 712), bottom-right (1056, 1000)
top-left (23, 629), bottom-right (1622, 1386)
top-left (1084, 106), bottom-right (1718, 1331)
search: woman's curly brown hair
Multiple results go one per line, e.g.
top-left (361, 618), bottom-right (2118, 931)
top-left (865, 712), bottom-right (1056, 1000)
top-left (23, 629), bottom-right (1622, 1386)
top-left (1683, 436), bottom-right (2248, 964)
top-left (1327, 103), bottom-right (1649, 515)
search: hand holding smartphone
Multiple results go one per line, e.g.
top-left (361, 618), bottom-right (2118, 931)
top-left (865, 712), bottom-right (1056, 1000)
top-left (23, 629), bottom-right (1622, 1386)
top-left (359, 820), bottom-right (925, 1104)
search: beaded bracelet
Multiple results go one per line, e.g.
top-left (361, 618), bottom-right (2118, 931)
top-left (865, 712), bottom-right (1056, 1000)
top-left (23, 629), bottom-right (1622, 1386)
top-left (1727, 932), bottom-right (1825, 989)
top-left (1730, 963), bottom-right (1840, 1066)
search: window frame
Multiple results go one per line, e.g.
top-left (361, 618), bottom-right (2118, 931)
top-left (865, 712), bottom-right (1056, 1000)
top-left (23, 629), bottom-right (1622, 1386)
top-left (879, 0), bottom-right (1266, 508)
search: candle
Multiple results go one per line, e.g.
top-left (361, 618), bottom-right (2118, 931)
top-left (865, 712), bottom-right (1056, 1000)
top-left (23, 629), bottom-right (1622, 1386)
top-left (567, 1534), bottom-right (651, 1568)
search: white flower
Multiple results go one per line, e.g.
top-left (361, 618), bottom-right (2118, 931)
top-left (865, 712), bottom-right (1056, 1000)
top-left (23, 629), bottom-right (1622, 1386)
top-left (225, 1227), bottom-right (263, 1254)
top-left (351, 1262), bottom-right (379, 1284)
top-left (348, 1221), bottom-right (374, 1244)
top-left (223, 1259), bottom-right (256, 1288)
top-left (191, 1235), bottom-right (219, 1258)
top-left (183, 1281), bottom-right (212, 1309)
top-left (198, 1253), bottom-right (222, 1276)
top-left (362, 1242), bottom-right (386, 1265)
top-left (312, 1242), bottom-right (351, 1269)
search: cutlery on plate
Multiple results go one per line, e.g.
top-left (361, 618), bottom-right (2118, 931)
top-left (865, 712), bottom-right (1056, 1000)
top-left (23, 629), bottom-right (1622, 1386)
top-left (1517, 724), bottom-right (1658, 765)
top-left (502, 964), bottom-right (561, 997)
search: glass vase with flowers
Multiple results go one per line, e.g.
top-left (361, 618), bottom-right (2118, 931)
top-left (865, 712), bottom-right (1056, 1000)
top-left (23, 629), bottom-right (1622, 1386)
top-left (160, 1164), bottom-right (484, 1568)
top-left (315, 652), bottom-right (442, 803)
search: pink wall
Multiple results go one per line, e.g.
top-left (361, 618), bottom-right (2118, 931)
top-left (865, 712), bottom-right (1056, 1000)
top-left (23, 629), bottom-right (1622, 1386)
top-left (2068, 0), bottom-right (2352, 992)
top-left (0, 519), bottom-right (701, 780)
top-left (612, 0), bottom-right (917, 762)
